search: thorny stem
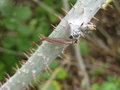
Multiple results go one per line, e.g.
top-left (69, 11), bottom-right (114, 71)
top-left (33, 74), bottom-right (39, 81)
top-left (1, 0), bottom-right (106, 90)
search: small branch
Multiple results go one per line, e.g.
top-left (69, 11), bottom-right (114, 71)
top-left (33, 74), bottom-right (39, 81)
top-left (0, 47), bottom-right (24, 57)
top-left (74, 41), bottom-right (90, 90)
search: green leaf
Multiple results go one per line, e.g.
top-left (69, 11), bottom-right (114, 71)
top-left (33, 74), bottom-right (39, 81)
top-left (0, 63), bottom-right (5, 70)
top-left (0, 0), bottom-right (14, 16)
top-left (91, 83), bottom-right (100, 90)
top-left (36, 22), bottom-right (51, 35)
top-left (2, 54), bottom-right (16, 67)
top-left (13, 6), bottom-right (32, 22)
top-left (1, 36), bottom-right (16, 48)
top-left (29, 19), bottom-right (38, 30)
top-left (16, 38), bottom-right (32, 50)
top-left (32, 22), bottom-right (51, 40)
top-left (101, 82), bottom-right (118, 90)
top-left (55, 67), bottom-right (68, 80)
top-left (79, 40), bottom-right (89, 55)
top-left (17, 25), bottom-right (33, 37)
top-left (3, 17), bottom-right (17, 30)
top-left (44, 0), bottom-right (54, 6)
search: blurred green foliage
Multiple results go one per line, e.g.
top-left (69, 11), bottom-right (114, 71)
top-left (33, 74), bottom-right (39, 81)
top-left (39, 80), bottom-right (61, 90)
top-left (79, 40), bottom-right (89, 55)
top-left (92, 76), bottom-right (120, 90)
top-left (0, 0), bottom-right (120, 90)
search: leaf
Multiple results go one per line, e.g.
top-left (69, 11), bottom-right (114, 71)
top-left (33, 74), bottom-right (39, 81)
top-left (91, 83), bottom-right (100, 90)
top-left (13, 6), bottom-right (32, 22)
top-left (36, 22), bottom-right (51, 35)
top-left (0, 0), bottom-right (14, 16)
top-left (17, 25), bottom-right (33, 37)
top-left (101, 82), bottom-right (118, 90)
top-left (32, 22), bottom-right (51, 40)
top-left (55, 67), bottom-right (68, 80)
top-left (0, 63), bottom-right (5, 71)
top-left (2, 54), bottom-right (16, 67)
top-left (1, 36), bottom-right (16, 48)
top-left (3, 17), bottom-right (17, 30)
top-left (16, 38), bottom-right (32, 50)
top-left (29, 19), bottom-right (38, 30)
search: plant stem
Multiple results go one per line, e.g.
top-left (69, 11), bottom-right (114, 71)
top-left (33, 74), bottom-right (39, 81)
top-left (1, 0), bottom-right (106, 89)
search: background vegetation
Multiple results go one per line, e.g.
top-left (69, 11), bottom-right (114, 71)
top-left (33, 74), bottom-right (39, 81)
top-left (0, 0), bottom-right (120, 90)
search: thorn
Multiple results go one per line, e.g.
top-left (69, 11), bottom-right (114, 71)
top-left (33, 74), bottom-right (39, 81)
top-left (54, 14), bottom-right (62, 20)
top-left (32, 73), bottom-right (40, 86)
top-left (29, 83), bottom-right (36, 90)
top-left (51, 24), bottom-right (56, 29)
top-left (98, 6), bottom-right (106, 10)
top-left (29, 53), bottom-right (32, 56)
top-left (19, 60), bottom-right (26, 65)
top-left (19, 61), bottom-right (23, 66)
top-left (93, 17), bottom-right (100, 21)
top-left (4, 72), bottom-right (10, 79)
top-left (33, 42), bottom-right (39, 47)
top-left (13, 67), bottom-right (17, 72)
top-left (92, 27), bottom-right (96, 30)
top-left (39, 34), bottom-right (46, 41)
top-left (107, 3), bottom-right (113, 9)
top-left (23, 52), bottom-right (29, 58)
top-left (31, 48), bottom-right (36, 52)
top-left (44, 64), bottom-right (52, 73)
top-left (88, 22), bottom-right (96, 30)
top-left (13, 64), bottom-right (21, 73)
top-left (29, 48), bottom-right (34, 54)
top-left (70, 3), bottom-right (73, 7)
top-left (70, 3), bottom-right (76, 9)
top-left (61, 8), bottom-right (68, 14)
top-left (5, 77), bottom-right (9, 81)
top-left (16, 64), bottom-right (19, 70)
